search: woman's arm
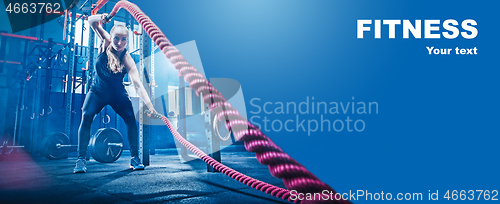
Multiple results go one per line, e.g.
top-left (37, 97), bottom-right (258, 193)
top-left (123, 53), bottom-right (158, 115)
top-left (88, 14), bottom-right (111, 53)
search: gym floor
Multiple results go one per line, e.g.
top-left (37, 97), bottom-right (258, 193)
top-left (0, 146), bottom-right (289, 204)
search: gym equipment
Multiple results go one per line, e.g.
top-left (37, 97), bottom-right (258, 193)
top-left (89, 128), bottom-right (123, 163)
top-left (41, 132), bottom-right (70, 160)
top-left (42, 128), bottom-right (123, 162)
top-left (0, 137), bottom-right (25, 161)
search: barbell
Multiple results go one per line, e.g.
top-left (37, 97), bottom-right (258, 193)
top-left (0, 139), bottom-right (25, 161)
top-left (42, 128), bottom-right (123, 163)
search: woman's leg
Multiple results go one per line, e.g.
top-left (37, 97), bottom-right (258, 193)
top-left (109, 93), bottom-right (139, 157)
top-left (78, 91), bottom-right (107, 158)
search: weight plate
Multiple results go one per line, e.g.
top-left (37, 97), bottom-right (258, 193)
top-left (90, 128), bottom-right (123, 163)
top-left (42, 132), bottom-right (70, 160)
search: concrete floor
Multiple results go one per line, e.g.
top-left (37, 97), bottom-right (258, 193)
top-left (0, 146), bottom-right (290, 204)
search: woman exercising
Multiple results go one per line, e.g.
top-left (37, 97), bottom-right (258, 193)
top-left (74, 14), bottom-right (159, 173)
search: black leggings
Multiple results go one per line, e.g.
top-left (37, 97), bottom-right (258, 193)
top-left (78, 90), bottom-right (138, 158)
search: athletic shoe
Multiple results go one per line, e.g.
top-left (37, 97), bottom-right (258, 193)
top-left (130, 156), bottom-right (145, 170)
top-left (73, 158), bottom-right (87, 173)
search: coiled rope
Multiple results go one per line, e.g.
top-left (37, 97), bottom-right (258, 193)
top-left (108, 1), bottom-right (350, 203)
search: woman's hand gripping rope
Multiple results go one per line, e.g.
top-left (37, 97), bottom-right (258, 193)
top-left (145, 110), bottom-right (162, 119)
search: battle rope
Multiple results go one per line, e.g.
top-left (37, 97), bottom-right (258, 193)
top-left (108, 1), bottom-right (350, 203)
top-left (161, 115), bottom-right (296, 202)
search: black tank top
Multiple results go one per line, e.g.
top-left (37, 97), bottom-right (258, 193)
top-left (90, 48), bottom-right (128, 93)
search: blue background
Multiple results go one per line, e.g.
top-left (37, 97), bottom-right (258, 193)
top-left (135, 0), bottom-right (499, 202)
